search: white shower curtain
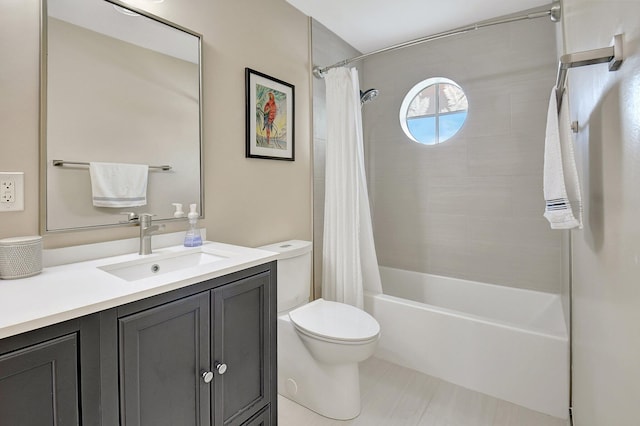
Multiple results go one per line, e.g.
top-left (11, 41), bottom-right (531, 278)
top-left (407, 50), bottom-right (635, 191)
top-left (322, 67), bottom-right (383, 309)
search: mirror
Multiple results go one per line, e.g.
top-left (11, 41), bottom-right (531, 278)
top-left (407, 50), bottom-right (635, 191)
top-left (42, 0), bottom-right (202, 232)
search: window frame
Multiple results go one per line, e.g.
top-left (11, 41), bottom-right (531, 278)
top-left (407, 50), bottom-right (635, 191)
top-left (399, 77), bottom-right (468, 145)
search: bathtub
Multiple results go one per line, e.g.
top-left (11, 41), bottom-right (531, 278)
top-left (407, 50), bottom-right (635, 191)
top-left (363, 266), bottom-right (569, 419)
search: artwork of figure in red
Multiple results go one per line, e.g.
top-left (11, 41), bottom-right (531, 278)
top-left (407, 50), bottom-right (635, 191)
top-left (262, 92), bottom-right (277, 144)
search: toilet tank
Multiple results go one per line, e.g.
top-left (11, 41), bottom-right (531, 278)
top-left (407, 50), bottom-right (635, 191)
top-left (258, 240), bottom-right (312, 313)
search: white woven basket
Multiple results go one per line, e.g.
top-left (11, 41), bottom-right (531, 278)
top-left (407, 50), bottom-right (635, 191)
top-left (0, 236), bottom-right (43, 280)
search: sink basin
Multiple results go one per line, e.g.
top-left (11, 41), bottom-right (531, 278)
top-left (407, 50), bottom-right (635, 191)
top-left (99, 250), bottom-right (226, 282)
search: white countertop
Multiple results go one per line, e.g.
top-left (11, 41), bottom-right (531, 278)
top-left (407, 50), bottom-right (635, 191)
top-left (0, 239), bottom-right (278, 340)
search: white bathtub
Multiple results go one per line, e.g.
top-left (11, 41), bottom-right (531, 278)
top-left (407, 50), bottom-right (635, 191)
top-left (363, 266), bottom-right (569, 419)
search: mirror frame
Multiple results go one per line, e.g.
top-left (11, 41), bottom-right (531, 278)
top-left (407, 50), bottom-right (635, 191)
top-left (39, 0), bottom-right (204, 233)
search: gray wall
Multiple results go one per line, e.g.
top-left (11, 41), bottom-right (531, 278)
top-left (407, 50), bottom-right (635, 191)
top-left (311, 19), bottom-right (361, 298)
top-left (561, 0), bottom-right (640, 423)
top-left (362, 17), bottom-right (563, 293)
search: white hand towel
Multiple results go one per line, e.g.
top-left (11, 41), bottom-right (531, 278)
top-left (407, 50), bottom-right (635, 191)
top-left (543, 88), bottom-right (583, 229)
top-left (89, 162), bottom-right (149, 208)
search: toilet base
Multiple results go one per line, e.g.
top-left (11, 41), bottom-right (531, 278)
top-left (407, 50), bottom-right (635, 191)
top-left (278, 315), bottom-right (362, 420)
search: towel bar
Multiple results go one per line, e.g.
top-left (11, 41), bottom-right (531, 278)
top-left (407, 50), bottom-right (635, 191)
top-left (555, 34), bottom-right (623, 111)
top-left (52, 160), bottom-right (171, 171)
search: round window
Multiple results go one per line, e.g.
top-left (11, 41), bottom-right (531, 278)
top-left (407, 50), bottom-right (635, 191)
top-left (399, 77), bottom-right (468, 145)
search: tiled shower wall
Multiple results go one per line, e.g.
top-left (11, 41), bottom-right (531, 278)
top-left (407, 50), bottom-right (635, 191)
top-left (361, 17), bottom-right (563, 293)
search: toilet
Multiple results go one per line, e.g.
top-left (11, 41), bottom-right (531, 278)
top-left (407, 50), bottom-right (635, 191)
top-left (258, 240), bottom-right (380, 420)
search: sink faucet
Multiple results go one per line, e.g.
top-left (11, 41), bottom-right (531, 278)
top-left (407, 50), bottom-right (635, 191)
top-left (121, 212), bottom-right (165, 255)
top-left (139, 214), bottom-right (163, 255)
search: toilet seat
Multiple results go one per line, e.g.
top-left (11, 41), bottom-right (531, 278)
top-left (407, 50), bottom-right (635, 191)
top-left (288, 298), bottom-right (380, 344)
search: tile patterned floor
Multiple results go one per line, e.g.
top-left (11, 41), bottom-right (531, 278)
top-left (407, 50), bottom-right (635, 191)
top-left (278, 357), bottom-right (570, 426)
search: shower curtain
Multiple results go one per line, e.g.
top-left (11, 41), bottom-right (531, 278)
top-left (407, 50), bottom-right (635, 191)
top-left (322, 67), bottom-right (383, 309)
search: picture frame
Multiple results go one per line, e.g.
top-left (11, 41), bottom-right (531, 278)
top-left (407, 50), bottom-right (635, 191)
top-left (245, 68), bottom-right (295, 161)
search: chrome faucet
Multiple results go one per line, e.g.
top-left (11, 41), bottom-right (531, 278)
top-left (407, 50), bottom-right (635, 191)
top-left (121, 212), bottom-right (165, 255)
top-left (139, 213), bottom-right (163, 255)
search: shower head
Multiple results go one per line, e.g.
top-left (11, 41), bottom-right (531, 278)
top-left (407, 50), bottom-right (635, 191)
top-left (360, 88), bottom-right (379, 105)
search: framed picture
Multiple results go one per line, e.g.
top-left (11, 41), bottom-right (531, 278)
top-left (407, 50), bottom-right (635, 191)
top-left (245, 68), bottom-right (295, 161)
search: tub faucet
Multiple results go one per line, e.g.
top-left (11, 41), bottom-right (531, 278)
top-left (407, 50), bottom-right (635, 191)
top-left (121, 212), bottom-right (165, 255)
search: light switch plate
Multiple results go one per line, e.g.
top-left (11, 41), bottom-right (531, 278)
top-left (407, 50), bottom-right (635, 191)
top-left (0, 172), bottom-right (25, 212)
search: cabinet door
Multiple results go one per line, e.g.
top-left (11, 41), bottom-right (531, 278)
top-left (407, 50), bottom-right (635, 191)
top-left (0, 333), bottom-right (79, 425)
top-left (119, 292), bottom-right (210, 426)
top-left (213, 272), bottom-right (271, 426)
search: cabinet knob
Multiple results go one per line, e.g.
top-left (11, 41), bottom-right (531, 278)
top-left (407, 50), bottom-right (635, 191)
top-left (202, 371), bottom-right (214, 383)
top-left (215, 361), bottom-right (227, 375)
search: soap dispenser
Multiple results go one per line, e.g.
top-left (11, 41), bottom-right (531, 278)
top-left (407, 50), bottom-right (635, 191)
top-left (184, 204), bottom-right (202, 247)
top-left (172, 203), bottom-right (185, 218)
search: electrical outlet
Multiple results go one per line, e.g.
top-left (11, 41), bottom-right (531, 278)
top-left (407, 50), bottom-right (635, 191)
top-left (1, 179), bottom-right (14, 203)
top-left (0, 172), bottom-right (24, 212)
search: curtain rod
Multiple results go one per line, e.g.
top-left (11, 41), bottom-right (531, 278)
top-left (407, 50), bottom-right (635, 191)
top-left (313, 1), bottom-right (561, 79)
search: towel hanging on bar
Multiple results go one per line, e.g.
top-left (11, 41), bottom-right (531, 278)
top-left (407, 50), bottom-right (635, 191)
top-left (543, 88), bottom-right (582, 229)
top-left (89, 162), bottom-right (149, 208)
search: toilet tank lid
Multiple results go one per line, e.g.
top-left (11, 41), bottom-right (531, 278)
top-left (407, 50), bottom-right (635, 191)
top-left (257, 240), bottom-right (312, 259)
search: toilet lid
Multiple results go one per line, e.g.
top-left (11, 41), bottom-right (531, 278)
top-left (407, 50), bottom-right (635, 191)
top-left (288, 299), bottom-right (380, 342)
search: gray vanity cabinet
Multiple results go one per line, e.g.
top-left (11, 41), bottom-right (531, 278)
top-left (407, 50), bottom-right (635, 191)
top-left (0, 333), bottom-right (79, 425)
top-left (117, 265), bottom-right (276, 426)
top-left (0, 262), bottom-right (276, 426)
top-left (213, 272), bottom-right (271, 425)
top-left (119, 292), bottom-right (211, 426)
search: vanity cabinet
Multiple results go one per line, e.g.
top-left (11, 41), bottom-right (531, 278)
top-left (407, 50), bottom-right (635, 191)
top-left (119, 270), bottom-right (272, 426)
top-left (0, 333), bottom-right (79, 425)
top-left (0, 261), bottom-right (277, 426)
top-left (114, 263), bottom-right (276, 426)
